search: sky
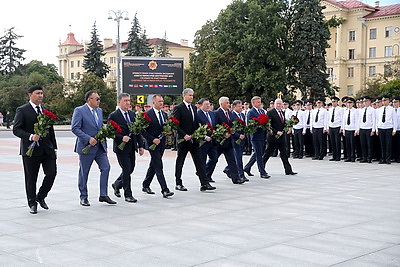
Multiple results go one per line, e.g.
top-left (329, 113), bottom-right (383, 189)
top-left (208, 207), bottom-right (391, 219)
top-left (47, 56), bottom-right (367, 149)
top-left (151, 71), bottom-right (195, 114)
top-left (1, 0), bottom-right (399, 66)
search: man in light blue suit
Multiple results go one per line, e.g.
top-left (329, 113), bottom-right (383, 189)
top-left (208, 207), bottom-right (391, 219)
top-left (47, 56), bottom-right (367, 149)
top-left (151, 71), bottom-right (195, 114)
top-left (71, 91), bottom-right (116, 206)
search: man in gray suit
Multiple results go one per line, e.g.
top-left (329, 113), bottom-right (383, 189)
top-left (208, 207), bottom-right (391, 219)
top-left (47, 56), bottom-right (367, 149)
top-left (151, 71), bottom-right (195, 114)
top-left (71, 90), bottom-right (116, 206)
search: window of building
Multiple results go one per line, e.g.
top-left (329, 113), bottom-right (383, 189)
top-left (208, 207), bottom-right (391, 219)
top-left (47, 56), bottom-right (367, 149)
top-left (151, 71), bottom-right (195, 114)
top-left (347, 85), bottom-right (354, 96)
top-left (77, 60), bottom-right (80, 68)
top-left (369, 66), bottom-right (376, 77)
top-left (384, 65), bottom-right (392, 76)
top-left (110, 57), bottom-right (116, 64)
top-left (349, 30), bottom-right (356, 42)
top-left (104, 58), bottom-right (108, 64)
top-left (369, 47), bottom-right (376, 58)
top-left (385, 26), bottom-right (392, 38)
top-left (71, 73), bottom-right (75, 80)
top-left (347, 67), bottom-right (354, 78)
top-left (370, 28), bottom-right (377, 39)
top-left (349, 49), bottom-right (355, 59)
top-left (71, 61), bottom-right (74, 68)
top-left (385, 46), bottom-right (393, 57)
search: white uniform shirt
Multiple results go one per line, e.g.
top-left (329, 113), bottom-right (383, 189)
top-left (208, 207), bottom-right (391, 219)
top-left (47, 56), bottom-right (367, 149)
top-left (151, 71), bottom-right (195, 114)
top-left (376, 105), bottom-right (398, 133)
top-left (328, 106), bottom-right (343, 128)
top-left (358, 106), bottom-right (376, 131)
top-left (341, 107), bottom-right (359, 131)
top-left (310, 108), bottom-right (328, 131)
top-left (292, 109), bottom-right (305, 130)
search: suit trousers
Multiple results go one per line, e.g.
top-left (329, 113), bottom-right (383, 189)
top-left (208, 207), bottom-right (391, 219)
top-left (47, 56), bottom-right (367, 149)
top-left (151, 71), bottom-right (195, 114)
top-left (22, 155), bottom-right (56, 207)
top-left (263, 136), bottom-right (292, 174)
top-left (293, 128), bottom-right (304, 157)
top-left (175, 142), bottom-right (207, 186)
top-left (78, 146), bottom-right (110, 199)
top-left (199, 142), bottom-right (219, 182)
top-left (244, 139), bottom-right (267, 175)
top-left (143, 146), bottom-right (168, 192)
top-left (378, 128), bottom-right (393, 163)
top-left (359, 129), bottom-right (373, 161)
top-left (345, 130), bottom-right (356, 161)
top-left (114, 150), bottom-right (135, 197)
top-left (329, 127), bottom-right (341, 160)
top-left (219, 145), bottom-right (241, 182)
top-left (312, 128), bottom-right (324, 159)
top-left (393, 131), bottom-right (400, 161)
top-left (304, 128), bottom-right (313, 156)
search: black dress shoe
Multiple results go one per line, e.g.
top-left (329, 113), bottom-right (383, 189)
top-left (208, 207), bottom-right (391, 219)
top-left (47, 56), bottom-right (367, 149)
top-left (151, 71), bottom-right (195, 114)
top-left (260, 174), bottom-right (271, 179)
top-left (244, 169), bottom-right (254, 176)
top-left (208, 179), bottom-right (216, 183)
top-left (99, 196), bottom-right (117, 204)
top-left (125, 196), bottom-right (137, 203)
top-left (200, 183), bottom-right (216, 191)
top-left (241, 177), bottom-right (249, 182)
top-left (223, 170), bottom-right (232, 178)
top-left (344, 159), bottom-right (352, 162)
top-left (312, 157), bottom-right (318, 160)
top-left (29, 204), bottom-right (38, 214)
top-left (175, 185), bottom-right (188, 191)
top-left (329, 158), bottom-right (336, 161)
top-left (36, 198), bottom-right (49, 210)
top-left (360, 160), bottom-right (368, 163)
top-left (112, 183), bottom-right (121, 198)
top-left (80, 198), bottom-right (90, 206)
top-left (285, 172), bottom-right (298, 175)
top-left (233, 179), bottom-right (245, 184)
top-left (162, 191), bottom-right (174, 198)
top-left (142, 187), bottom-right (155, 194)
top-left (298, 156), bottom-right (303, 159)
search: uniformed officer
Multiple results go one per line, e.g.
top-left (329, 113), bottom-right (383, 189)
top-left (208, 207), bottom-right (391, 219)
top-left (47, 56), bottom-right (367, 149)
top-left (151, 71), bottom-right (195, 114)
top-left (341, 97), bottom-right (359, 162)
top-left (357, 96), bottom-right (376, 163)
top-left (310, 97), bottom-right (329, 160)
top-left (328, 96), bottom-right (343, 161)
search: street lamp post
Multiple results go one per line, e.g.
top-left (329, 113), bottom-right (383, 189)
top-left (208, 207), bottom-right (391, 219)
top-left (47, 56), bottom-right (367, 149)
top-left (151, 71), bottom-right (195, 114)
top-left (108, 10), bottom-right (129, 99)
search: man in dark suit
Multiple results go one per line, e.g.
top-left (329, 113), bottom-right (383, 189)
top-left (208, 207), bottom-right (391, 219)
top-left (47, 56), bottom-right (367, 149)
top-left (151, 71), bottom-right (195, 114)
top-left (197, 98), bottom-right (218, 183)
top-left (13, 85), bottom-right (57, 214)
top-left (263, 98), bottom-right (297, 176)
top-left (243, 96), bottom-right (270, 178)
top-left (140, 95), bottom-right (174, 198)
top-left (172, 88), bottom-right (216, 192)
top-left (214, 97), bottom-right (245, 184)
top-left (71, 91), bottom-right (116, 206)
top-left (108, 93), bottom-right (144, 203)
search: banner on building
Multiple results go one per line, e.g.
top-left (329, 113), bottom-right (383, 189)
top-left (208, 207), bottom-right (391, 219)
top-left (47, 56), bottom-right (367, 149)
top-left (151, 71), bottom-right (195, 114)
top-left (122, 57), bottom-right (184, 95)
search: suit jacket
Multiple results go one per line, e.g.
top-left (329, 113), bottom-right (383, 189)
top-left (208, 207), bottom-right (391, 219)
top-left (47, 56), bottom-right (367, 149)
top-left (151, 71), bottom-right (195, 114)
top-left (230, 111), bottom-right (245, 146)
top-left (71, 104), bottom-right (107, 155)
top-left (197, 109), bottom-right (217, 131)
top-left (172, 102), bottom-right (199, 138)
top-left (141, 108), bottom-right (168, 149)
top-left (267, 108), bottom-right (285, 143)
top-left (108, 109), bottom-right (143, 154)
top-left (13, 103), bottom-right (57, 156)
top-left (246, 107), bottom-right (266, 141)
top-left (214, 108), bottom-right (235, 148)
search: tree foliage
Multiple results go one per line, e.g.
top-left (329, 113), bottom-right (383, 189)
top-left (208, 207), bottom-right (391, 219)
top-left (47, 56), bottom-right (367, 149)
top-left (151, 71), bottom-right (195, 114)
top-left (0, 27), bottom-right (26, 75)
top-left (123, 13), bottom-right (153, 57)
top-left (83, 22), bottom-right (110, 78)
top-left (156, 32), bottom-right (172, 57)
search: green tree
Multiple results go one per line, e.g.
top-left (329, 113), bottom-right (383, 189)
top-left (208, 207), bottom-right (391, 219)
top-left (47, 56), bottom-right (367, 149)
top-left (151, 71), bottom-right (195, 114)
top-left (380, 79), bottom-right (400, 97)
top-left (290, 0), bottom-right (333, 99)
top-left (156, 32), bottom-right (172, 57)
top-left (83, 22), bottom-right (110, 78)
top-left (0, 27), bottom-right (26, 75)
top-left (123, 13), bottom-right (153, 57)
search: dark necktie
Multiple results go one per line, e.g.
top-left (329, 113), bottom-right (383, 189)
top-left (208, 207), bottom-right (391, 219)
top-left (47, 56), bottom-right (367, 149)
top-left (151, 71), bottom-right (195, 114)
top-left (363, 108), bottom-right (367, 123)
top-left (315, 109), bottom-right (320, 123)
top-left (347, 109), bottom-right (351, 125)
top-left (382, 107), bottom-right (386, 123)
top-left (331, 107), bottom-right (335, 123)
top-left (225, 111), bottom-right (230, 122)
top-left (158, 111), bottom-right (164, 126)
top-left (296, 111), bottom-right (298, 117)
top-left (36, 105), bottom-right (42, 114)
top-left (124, 112), bottom-right (130, 123)
top-left (188, 105), bottom-right (194, 121)
top-left (307, 111), bottom-right (310, 125)
top-left (279, 110), bottom-right (284, 124)
top-left (206, 112), bottom-right (212, 124)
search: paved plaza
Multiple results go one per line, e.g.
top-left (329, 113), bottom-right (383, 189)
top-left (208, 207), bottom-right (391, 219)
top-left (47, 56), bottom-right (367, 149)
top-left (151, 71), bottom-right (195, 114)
top-left (0, 127), bottom-right (399, 266)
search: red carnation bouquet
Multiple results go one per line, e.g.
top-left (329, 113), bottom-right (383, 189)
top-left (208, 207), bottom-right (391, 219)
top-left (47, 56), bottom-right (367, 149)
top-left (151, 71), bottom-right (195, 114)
top-left (118, 112), bottom-right (152, 150)
top-left (192, 122), bottom-right (214, 147)
top-left (231, 117), bottom-right (246, 144)
top-left (275, 115), bottom-right (299, 139)
top-left (149, 116), bottom-right (180, 150)
top-left (244, 114), bottom-right (270, 135)
top-left (211, 122), bottom-right (231, 145)
top-left (83, 120), bottom-right (122, 154)
top-left (26, 109), bottom-right (58, 157)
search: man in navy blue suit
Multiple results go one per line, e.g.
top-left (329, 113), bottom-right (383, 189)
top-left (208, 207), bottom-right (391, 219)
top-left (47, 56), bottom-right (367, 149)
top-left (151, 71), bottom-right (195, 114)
top-left (214, 97), bottom-right (245, 184)
top-left (243, 96), bottom-right (270, 179)
top-left (71, 91), bottom-right (116, 206)
top-left (140, 95), bottom-right (174, 198)
top-left (197, 98), bottom-right (218, 183)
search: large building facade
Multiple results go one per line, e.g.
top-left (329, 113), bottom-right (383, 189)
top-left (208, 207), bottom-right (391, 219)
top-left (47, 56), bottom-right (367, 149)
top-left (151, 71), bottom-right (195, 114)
top-left (57, 32), bottom-right (193, 88)
top-left (322, 0), bottom-right (400, 98)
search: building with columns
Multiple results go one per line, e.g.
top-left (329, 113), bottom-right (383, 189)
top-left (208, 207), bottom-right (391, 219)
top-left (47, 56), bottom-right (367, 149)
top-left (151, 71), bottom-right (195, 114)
top-left (57, 32), bottom-right (193, 88)
top-left (322, 0), bottom-right (400, 98)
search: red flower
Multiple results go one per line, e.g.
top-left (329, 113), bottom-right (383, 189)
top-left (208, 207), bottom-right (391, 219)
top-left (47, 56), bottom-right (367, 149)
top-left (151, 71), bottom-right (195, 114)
top-left (170, 116), bottom-right (180, 125)
top-left (206, 122), bottom-right (214, 133)
top-left (236, 117), bottom-right (246, 126)
top-left (109, 120), bottom-right (122, 134)
top-left (222, 122), bottom-right (231, 133)
top-left (43, 109), bottom-right (58, 120)
top-left (257, 114), bottom-right (269, 125)
top-left (142, 112), bottom-right (151, 122)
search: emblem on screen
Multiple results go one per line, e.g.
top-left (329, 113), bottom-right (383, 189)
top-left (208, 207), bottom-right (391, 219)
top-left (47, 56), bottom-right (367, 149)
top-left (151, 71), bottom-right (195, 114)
top-left (148, 60), bottom-right (158, 70)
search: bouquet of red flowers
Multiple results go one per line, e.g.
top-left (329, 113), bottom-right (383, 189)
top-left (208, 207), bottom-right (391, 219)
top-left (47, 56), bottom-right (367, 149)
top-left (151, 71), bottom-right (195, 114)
top-left (149, 116), bottom-right (180, 150)
top-left (26, 109), bottom-right (58, 157)
top-left (275, 115), bottom-right (299, 139)
top-left (244, 114), bottom-right (270, 135)
top-left (118, 112), bottom-right (151, 150)
top-left (192, 122), bottom-right (213, 147)
top-left (83, 120), bottom-right (122, 154)
top-left (211, 122), bottom-right (231, 145)
top-left (231, 118), bottom-right (246, 144)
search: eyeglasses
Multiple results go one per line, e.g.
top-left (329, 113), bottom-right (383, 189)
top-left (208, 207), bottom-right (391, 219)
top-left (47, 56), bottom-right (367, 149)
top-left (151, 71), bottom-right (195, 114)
top-left (95, 98), bottom-right (101, 101)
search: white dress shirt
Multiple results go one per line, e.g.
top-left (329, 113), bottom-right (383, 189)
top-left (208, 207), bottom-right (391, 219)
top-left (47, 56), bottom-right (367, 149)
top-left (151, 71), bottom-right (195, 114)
top-left (376, 105), bottom-right (397, 133)
top-left (328, 106), bottom-right (343, 128)
top-left (310, 108), bottom-right (328, 131)
top-left (341, 107), bottom-right (359, 131)
top-left (358, 106), bottom-right (376, 131)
